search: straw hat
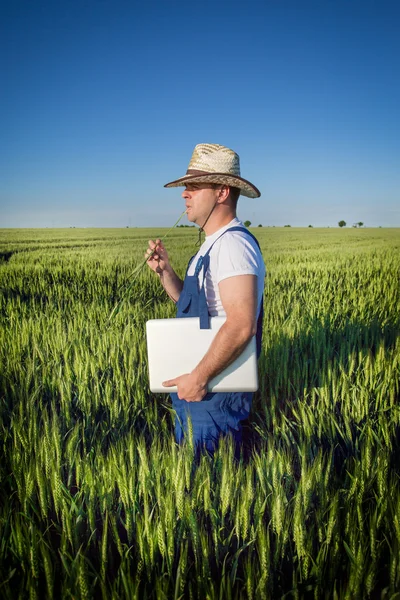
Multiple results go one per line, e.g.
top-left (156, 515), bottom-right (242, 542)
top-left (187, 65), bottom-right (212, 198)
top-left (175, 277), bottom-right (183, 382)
top-left (164, 143), bottom-right (261, 198)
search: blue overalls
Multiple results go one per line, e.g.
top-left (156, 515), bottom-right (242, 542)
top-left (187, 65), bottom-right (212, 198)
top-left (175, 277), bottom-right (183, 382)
top-left (170, 227), bottom-right (263, 454)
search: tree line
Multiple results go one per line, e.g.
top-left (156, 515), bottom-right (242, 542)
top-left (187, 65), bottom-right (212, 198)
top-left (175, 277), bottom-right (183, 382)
top-left (338, 221), bottom-right (364, 228)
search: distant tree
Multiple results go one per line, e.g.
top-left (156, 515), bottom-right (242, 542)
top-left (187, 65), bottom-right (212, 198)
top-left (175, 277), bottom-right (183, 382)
top-left (358, 222), bottom-right (364, 228)
top-left (244, 220), bottom-right (252, 227)
top-left (308, 225), bottom-right (313, 228)
top-left (258, 224), bottom-right (262, 227)
top-left (338, 220), bottom-right (346, 228)
top-left (284, 224), bottom-right (291, 227)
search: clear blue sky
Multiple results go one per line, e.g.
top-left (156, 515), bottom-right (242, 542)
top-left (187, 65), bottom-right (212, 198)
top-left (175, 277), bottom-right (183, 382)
top-left (1, 0), bottom-right (399, 228)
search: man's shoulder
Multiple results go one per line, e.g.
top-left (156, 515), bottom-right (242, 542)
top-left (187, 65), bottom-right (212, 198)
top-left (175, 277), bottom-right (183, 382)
top-left (210, 226), bottom-right (264, 274)
top-left (213, 224), bottom-right (260, 252)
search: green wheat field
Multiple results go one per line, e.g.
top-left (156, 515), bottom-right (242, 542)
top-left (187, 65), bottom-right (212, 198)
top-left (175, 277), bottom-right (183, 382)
top-left (0, 226), bottom-right (399, 600)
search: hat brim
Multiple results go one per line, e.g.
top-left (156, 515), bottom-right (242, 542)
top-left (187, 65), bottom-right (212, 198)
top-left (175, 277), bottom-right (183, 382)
top-left (164, 172), bottom-right (261, 198)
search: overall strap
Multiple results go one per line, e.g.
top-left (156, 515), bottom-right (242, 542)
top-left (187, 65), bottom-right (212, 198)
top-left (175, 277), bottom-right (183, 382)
top-left (181, 254), bottom-right (210, 330)
top-left (185, 254), bottom-right (197, 275)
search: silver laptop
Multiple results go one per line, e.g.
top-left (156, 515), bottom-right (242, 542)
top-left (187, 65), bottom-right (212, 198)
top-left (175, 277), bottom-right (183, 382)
top-left (146, 316), bottom-right (258, 393)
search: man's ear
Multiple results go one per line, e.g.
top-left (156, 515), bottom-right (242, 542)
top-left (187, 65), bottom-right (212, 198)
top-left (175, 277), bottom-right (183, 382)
top-left (217, 185), bottom-right (231, 203)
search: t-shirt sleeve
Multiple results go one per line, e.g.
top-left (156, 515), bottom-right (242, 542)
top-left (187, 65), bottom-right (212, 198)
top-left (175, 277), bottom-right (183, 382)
top-left (213, 233), bottom-right (260, 283)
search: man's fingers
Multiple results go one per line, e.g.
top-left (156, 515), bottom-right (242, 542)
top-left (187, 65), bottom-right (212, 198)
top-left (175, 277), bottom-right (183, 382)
top-left (162, 379), bottom-right (175, 387)
top-left (146, 239), bottom-right (166, 268)
top-left (146, 241), bottom-right (161, 260)
top-left (145, 249), bottom-right (156, 261)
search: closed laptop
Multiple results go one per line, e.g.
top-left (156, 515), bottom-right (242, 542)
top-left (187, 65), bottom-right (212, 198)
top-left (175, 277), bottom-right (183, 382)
top-left (146, 316), bottom-right (258, 393)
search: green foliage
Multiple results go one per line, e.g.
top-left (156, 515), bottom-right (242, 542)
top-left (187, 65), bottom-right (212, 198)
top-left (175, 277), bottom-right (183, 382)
top-left (244, 220), bottom-right (251, 227)
top-left (0, 226), bottom-right (399, 598)
top-left (338, 220), bottom-right (346, 227)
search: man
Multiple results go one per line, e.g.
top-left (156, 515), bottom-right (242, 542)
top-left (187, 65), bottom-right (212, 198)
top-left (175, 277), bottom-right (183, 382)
top-left (146, 143), bottom-right (265, 453)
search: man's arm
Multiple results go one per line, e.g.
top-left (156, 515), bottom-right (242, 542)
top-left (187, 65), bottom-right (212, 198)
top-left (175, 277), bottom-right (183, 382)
top-left (163, 274), bottom-right (258, 401)
top-left (146, 239), bottom-right (183, 303)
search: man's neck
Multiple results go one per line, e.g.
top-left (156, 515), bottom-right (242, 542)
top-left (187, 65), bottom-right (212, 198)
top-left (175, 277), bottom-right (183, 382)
top-left (202, 212), bottom-right (237, 236)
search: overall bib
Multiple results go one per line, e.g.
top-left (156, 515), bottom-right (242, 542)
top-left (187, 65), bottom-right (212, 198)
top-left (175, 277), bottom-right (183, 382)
top-left (170, 227), bottom-right (263, 453)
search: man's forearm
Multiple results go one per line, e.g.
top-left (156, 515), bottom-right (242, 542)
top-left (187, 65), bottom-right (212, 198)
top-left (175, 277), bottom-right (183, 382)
top-left (192, 320), bottom-right (256, 387)
top-left (158, 266), bottom-right (184, 303)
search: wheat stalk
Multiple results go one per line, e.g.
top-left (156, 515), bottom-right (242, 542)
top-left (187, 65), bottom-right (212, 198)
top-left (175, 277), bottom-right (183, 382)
top-left (108, 209), bottom-right (187, 321)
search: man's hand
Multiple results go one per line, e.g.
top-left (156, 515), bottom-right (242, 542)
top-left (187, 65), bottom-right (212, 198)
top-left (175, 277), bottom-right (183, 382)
top-left (144, 238), bottom-right (184, 303)
top-left (163, 372), bottom-right (208, 402)
top-left (145, 239), bottom-right (170, 274)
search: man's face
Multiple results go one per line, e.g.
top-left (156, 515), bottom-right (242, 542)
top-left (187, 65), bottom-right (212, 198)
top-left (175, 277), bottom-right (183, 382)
top-left (182, 183), bottom-right (221, 226)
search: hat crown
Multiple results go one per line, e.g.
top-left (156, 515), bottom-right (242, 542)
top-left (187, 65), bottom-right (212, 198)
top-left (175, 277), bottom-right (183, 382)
top-left (188, 143), bottom-right (241, 176)
top-left (163, 141), bottom-right (260, 198)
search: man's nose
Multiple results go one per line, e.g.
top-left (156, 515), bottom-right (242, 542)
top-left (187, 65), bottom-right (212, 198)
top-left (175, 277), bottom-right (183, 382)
top-left (182, 189), bottom-right (190, 199)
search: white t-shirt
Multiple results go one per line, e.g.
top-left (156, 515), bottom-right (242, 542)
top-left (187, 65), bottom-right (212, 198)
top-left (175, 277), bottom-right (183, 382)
top-left (186, 218), bottom-right (266, 318)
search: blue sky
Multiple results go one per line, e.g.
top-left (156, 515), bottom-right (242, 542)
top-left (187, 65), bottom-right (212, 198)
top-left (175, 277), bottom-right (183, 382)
top-left (1, 0), bottom-right (399, 228)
